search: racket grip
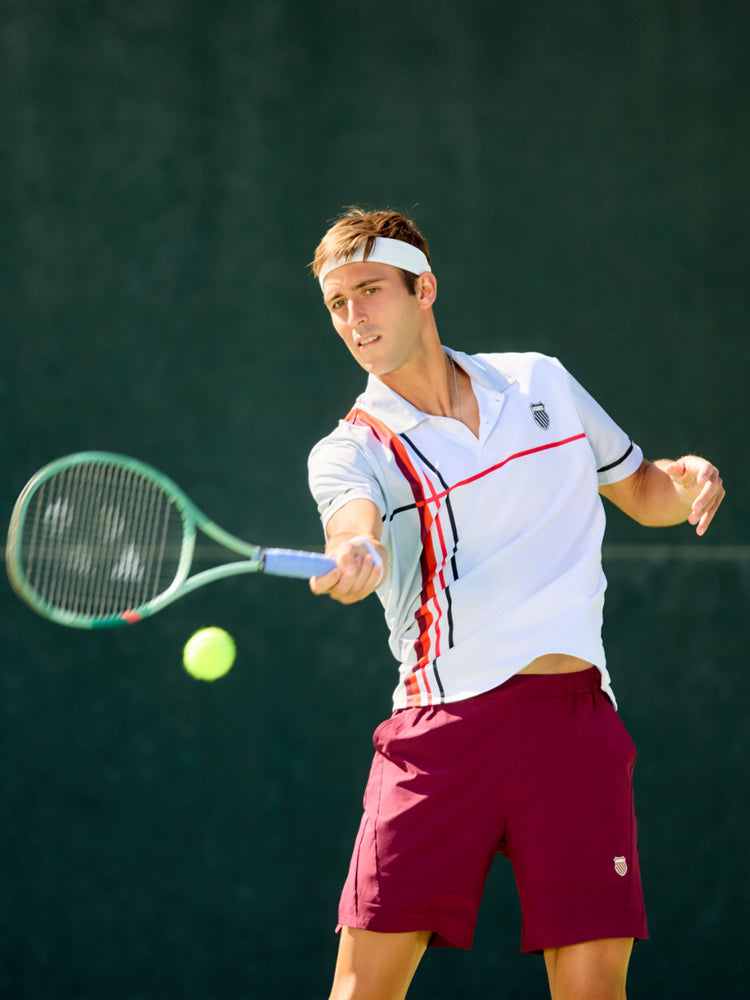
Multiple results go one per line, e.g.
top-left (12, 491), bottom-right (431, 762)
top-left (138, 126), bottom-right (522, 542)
top-left (262, 548), bottom-right (336, 579)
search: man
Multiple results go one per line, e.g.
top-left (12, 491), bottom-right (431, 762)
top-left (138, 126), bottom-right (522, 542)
top-left (306, 208), bottom-right (724, 1000)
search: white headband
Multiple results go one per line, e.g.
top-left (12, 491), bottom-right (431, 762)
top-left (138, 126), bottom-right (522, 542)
top-left (318, 236), bottom-right (431, 288)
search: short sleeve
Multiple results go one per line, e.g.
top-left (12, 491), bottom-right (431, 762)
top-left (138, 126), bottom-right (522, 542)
top-left (564, 368), bottom-right (644, 486)
top-left (308, 430), bottom-right (387, 535)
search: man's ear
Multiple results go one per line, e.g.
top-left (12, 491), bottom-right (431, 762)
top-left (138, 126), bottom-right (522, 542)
top-left (415, 271), bottom-right (437, 309)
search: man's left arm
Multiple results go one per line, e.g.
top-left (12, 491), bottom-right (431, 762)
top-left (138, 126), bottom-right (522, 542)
top-left (599, 455), bottom-right (725, 536)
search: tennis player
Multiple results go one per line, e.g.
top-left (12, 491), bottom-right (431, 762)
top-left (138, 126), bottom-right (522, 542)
top-left (307, 208), bottom-right (724, 1000)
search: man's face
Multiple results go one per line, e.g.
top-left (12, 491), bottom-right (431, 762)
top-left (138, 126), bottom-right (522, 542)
top-left (322, 261), bottom-right (428, 379)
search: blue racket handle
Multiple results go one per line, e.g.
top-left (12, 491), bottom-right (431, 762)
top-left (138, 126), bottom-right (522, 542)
top-left (262, 548), bottom-right (336, 579)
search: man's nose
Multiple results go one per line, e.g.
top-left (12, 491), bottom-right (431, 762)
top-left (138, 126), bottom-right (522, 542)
top-left (348, 300), bottom-right (367, 326)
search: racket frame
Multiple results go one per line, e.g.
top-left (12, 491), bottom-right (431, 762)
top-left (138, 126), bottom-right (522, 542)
top-left (5, 452), bottom-right (298, 629)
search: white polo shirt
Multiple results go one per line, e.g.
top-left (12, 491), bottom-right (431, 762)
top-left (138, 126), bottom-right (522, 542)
top-left (308, 351), bottom-right (643, 709)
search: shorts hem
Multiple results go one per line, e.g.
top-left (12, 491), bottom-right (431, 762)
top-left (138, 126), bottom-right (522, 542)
top-left (337, 901), bottom-right (476, 950)
top-left (521, 910), bottom-right (649, 954)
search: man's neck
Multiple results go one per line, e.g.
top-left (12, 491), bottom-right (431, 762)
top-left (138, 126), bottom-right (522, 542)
top-left (377, 345), bottom-right (455, 419)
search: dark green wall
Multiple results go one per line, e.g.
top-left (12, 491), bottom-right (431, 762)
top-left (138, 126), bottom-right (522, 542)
top-left (1, 2), bottom-right (747, 997)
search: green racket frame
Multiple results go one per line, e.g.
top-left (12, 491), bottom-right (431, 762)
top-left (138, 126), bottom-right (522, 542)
top-left (6, 451), bottom-right (334, 629)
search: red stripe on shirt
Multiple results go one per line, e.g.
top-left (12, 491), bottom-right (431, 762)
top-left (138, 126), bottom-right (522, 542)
top-left (415, 434), bottom-right (588, 508)
top-left (346, 408), bottom-right (446, 702)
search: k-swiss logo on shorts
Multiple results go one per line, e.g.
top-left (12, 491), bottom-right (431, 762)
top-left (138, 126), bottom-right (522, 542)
top-left (530, 402), bottom-right (550, 430)
top-left (614, 856), bottom-right (628, 877)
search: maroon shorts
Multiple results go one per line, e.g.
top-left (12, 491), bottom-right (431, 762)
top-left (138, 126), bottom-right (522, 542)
top-left (337, 667), bottom-right (648, 953)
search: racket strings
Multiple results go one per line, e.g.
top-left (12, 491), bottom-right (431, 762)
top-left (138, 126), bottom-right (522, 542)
top-left (20, 463), bottom-right (184, 617)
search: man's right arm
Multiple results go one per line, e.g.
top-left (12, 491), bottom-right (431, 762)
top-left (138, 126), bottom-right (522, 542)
top-left (308, 498), bottom-right (387, 605)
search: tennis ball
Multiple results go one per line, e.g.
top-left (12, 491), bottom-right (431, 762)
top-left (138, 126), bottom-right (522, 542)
top-left (183, 627), bottom-right (236, 681)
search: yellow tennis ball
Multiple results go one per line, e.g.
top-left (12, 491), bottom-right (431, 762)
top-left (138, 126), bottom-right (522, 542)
top-left (183, 627), bottom-right (236, 681)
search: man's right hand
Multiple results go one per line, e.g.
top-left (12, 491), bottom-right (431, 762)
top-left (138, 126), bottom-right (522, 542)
top-left (309, 533), bottom-right (386, 604)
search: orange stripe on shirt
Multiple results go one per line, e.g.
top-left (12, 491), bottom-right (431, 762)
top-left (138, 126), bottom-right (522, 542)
top-left (345, 408), bottom-right (445, 702)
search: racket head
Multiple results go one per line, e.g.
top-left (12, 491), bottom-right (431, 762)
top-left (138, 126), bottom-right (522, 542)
top-left (6, 452), bottom-right (199, 628)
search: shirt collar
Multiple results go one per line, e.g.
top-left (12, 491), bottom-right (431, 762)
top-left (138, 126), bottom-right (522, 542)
top-left (354, 348), bottom-right (515, 433)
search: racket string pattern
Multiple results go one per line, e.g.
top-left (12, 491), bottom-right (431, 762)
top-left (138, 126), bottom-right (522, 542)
top-left (18, 463), bottom-right (186, 620)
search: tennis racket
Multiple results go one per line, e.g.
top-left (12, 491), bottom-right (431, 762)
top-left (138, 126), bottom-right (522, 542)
top-left (5, 451), bottom-right (336, 629)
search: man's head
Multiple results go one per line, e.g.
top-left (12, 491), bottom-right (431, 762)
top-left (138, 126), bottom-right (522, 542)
top-left (314, 209), bottom-right (439, 380)
top-left (312, 208), bottom-right (432, 295)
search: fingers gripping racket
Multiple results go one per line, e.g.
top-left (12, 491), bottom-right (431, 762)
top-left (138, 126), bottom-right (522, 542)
top-left (5, 452), bottom-right (335, 629)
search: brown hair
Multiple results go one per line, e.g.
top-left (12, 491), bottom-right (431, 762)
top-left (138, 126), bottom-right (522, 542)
top-left (311, 207), bottom-right (431, 292)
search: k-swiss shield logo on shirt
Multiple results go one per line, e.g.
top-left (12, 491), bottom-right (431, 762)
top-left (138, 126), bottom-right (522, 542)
top-left (614, 856), bottom-right (628, 877)
top-left (530, 402), bottom-right (550, 430)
